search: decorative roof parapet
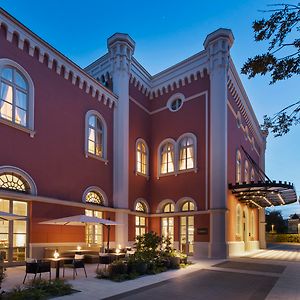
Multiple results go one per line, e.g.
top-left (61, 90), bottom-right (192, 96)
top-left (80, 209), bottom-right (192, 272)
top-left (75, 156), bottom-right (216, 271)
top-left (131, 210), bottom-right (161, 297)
top-left (0, 8), bottom-right (118, 108)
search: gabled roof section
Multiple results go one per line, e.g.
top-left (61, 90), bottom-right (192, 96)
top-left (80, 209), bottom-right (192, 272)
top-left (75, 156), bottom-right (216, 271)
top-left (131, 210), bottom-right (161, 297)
top-left (0, 8), bottom-right (117, 108)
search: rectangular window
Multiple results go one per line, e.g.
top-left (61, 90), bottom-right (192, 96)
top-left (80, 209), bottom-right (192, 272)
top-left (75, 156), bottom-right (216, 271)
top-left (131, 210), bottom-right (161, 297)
top-left (85, 209), bottom-right (103, 246)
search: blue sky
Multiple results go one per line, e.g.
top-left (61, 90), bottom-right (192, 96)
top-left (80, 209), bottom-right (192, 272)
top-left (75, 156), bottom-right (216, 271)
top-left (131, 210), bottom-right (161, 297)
top-left (2, 0), bottom-right (299, 218)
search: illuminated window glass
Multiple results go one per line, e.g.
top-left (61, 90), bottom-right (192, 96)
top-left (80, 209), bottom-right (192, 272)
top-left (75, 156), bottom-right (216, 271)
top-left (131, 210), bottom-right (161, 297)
top-left (179, 136), bottom-right (195, 171)
top-left (136, 140), bottom-right (148, 175)
top-left (85, 191), bottom-right (104, 205)
top-left (88, 115), bottom-right (103, 158)
top-left (0, 173), bottom-right (29, 193)
top-left (180, 201), bottom-right (194, 255)
top-left (182, 201), bottom-right (195, 212)
top-left (135, 201), bottom-right (147, 238)
top-left (85, 209), bottom-right (103, 246)
top-left (163, 203), bottom-right (175, 213)
top-left (250, 168), bottom-right (255, 182)
top-left (0, 67), bottom-right (28, 127)
top-left (160, 142), bottom-right (174, 174)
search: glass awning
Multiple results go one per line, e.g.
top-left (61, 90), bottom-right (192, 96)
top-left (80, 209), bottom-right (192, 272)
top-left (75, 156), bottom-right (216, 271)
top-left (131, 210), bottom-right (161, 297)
top-left (228, 181), bottom-right (298, 208)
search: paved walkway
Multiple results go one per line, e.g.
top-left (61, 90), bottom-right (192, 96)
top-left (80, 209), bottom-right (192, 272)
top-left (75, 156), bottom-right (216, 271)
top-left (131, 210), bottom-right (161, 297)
top-left (2, 244), bottom-right (300, 299)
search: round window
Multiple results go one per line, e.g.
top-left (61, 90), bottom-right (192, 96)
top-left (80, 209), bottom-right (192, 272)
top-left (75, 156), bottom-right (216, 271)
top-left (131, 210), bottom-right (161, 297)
top-left (170, 98), bottom-right (183, 112)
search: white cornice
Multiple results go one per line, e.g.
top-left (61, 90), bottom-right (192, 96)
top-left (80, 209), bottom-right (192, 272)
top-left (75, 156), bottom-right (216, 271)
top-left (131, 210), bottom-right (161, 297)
top-left (228, 58), bottom-right (265, 148)
top-left (0, 8), bottom-right (117, 109)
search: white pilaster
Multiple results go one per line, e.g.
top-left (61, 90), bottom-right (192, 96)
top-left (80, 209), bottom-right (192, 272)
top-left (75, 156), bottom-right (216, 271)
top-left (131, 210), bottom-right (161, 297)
top-left (204, 28), bottom-right (234, 258)
top-left (108, 33), bottom-right (135, 247)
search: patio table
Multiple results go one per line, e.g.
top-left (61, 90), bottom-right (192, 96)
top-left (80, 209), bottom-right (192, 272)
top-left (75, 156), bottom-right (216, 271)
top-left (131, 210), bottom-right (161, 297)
top-left (44, 257), bottom-right (71, 279)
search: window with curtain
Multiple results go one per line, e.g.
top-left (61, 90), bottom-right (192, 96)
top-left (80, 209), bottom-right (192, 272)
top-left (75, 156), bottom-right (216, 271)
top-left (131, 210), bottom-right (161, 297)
top-left (179, 136), bottom-right (195, 171)
top-left (160, 142), bottom-right (175, 174)
top-left (0, 66), bottom-right (28, 127)
top-left (88, 114), bottom-right (104, 158)
top-left (236, 150), bottom-right (241, 183)
top-left (135, 201), bottom-right (147, 238)
top-left (136, 140), bottom-right (148, 175)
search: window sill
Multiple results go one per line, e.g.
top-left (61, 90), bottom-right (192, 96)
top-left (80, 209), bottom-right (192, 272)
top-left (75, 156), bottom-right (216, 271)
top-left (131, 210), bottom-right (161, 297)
top-left (135, 171), bottom-right (149, 180)
top-left (177, 168), bottom-right (198, 175)
top-left (85, 152), bottom-right (108, 164)
top-left (157, 168), bottom-right (197, 179)
top-left (0, 118), bottom-right (35, 137)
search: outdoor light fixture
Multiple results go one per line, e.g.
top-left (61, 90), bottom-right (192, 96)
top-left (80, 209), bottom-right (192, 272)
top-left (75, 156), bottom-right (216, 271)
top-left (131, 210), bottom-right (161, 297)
top-left (53, 249), bottom-right (59, 259)
top-left (77, 245), bottom-right (82, 251)
top-left (116, 248), bottom-right (120, 254)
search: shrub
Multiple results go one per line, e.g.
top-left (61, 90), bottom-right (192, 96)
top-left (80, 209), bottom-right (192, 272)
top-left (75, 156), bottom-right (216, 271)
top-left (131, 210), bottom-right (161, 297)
top-left (0, 253), bottom-right (6, 293)
top-left (108, 260), bottom-right (127, 278)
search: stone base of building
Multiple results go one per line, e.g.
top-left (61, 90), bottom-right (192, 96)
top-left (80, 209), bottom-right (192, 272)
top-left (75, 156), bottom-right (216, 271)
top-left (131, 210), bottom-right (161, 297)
top-left (228, 240), bottom-right (260, 257)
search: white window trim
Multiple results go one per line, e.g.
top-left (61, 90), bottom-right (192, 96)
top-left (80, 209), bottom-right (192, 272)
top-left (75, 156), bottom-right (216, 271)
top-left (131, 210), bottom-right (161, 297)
top-left (135, 138), bottom-right (149, 178)
top-left (0, 165), bottom-right (37, 195)
top-left (82, 186), bottom-right (108, 206)
top-left (85, 110), bottom-right (108, 163)
top-left (157, 138), bottom-right (176, 178)
top-left (0, 58), bottom-right (35, 137)
top-left (167, 93), bottom-right (185, 112)
top-left (177, 132), bottom-right (197, 174)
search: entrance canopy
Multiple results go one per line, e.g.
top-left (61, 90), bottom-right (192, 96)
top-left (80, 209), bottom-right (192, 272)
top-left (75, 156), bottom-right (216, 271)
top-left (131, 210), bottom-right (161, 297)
top-left (228, 181), bottom-right (297, 208)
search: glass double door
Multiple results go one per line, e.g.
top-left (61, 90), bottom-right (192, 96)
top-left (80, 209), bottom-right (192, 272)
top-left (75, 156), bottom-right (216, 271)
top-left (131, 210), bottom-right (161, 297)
top-left (180, 216), bottom-right (194, 255)
top-left (0, 199), bottom-right (28, 264)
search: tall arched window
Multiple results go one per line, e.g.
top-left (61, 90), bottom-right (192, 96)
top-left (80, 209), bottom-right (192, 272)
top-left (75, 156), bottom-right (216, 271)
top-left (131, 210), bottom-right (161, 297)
top-left (180, 200), bottom-right (195, 255)
top-left (236, 150), bottom-right (242, 183)
top-left (244, 160), bottom-right (249, 183)
top-left (135, 201), bottom-right (147, 238)
top-left (250, 168), bottom-right (255, 182)
top-left (85, 111), bottom-right (107, 160)
top-left (136, 139), bottom-right (148, 176)
top-left (160, 142), bottom-right (175, 174)
top-left (236, 205), bottom-right (242, 237)
top-left (161, 203), bottom-right (175, 244)
top-left (178, 135), bottom-right (196, 171)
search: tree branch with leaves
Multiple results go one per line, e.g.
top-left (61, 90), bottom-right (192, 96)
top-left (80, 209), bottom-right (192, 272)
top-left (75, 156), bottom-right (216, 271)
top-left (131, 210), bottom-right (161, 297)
top-left (242, 3), bottom-right (300, 136)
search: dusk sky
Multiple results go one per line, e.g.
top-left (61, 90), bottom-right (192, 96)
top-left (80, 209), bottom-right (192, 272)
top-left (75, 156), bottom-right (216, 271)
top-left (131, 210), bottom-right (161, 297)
top-left (2, 0), bottom-right (299, 218)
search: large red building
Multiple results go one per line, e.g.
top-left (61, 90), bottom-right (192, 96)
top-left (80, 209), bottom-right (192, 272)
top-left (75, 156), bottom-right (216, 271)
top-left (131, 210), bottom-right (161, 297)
top-left (0, 9), bottom-right (297, 265)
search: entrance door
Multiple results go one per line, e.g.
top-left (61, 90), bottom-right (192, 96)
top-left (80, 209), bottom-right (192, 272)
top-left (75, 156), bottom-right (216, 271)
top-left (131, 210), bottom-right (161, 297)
top-left (180, 216), bottom-right (194, 255)
top-left (0, 199), bottom-right (28, 264)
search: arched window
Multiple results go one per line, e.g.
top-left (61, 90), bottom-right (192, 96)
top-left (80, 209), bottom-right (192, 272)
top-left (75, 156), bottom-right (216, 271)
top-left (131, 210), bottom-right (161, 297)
top-left (180, 200), bottom-right (195, 255)
top-left (178, 135), bottom-right (196, 171)
top-left (85, 111), bottom-right (107, 160)
top-left (250, 168), bottom-right (255, 182)
top-left (236, 205), bottom-right (242, 236)
top-left (244, 160), bottom-right (249, 183)
top-left (162, 202), bottom-right (175, 244)
top-left (0, 59), bottom-right (34, 132)
top-left (250, 211), bottom-right (255, 237)
top-left (85, 191), bottom-right (104, 205)
top-left (236, 150), bottom-right (242, 183)
top-left (135, 201), bottom-right (147, 238)
top-left (0, 173), bottom-right (29, 193)
top-left (160, 141), bottom-right (175, 174)
top-left (136, 139), bottom-right (148, 176)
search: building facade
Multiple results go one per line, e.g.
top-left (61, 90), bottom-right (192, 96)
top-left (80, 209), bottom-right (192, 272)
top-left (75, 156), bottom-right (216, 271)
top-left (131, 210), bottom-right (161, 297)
top-left (0, 9), bottom-right (296, 265)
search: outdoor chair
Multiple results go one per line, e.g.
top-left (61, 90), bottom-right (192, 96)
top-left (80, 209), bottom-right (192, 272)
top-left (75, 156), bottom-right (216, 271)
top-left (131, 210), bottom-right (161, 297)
top-left (63, 254), bottom-right (87, 280)
top-left (23, 260), bottom-right (51, 283)
top-left (97, 254), bottom-right (111, 271)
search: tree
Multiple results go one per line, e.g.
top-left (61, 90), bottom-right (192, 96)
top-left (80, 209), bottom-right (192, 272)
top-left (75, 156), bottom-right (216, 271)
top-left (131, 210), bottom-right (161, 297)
top-left (265, 210), bottom-right (287, 233)
top-left (241, 3), bottom-right (300, 136)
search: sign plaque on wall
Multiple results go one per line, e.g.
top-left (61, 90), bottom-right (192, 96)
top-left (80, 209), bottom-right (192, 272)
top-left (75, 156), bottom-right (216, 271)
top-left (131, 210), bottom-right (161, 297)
top-left (197, 227), bottom-right (208, 235)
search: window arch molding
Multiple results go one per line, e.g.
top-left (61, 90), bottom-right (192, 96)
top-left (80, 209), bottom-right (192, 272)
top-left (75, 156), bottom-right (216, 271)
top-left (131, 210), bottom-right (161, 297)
top-left (156, 199), bottom-right (176, 213)
top-left (177, 132), bottom-right (197, 172)
top-left (133, 198), bottom-right (150, 213)
top-left (135, 138), bottom-right (149, 177)
top-left (157, 138), bottom-right (176, 178)
top-left (85, 110), bottom-right (107, 162)
top-left (0, 58), bottom-right (35, 133)
top-left (0, 165), bottom-right (37, 195)
top-left (167, 93), bottom-right (185, 112)
top-left (176, 197), bottom-right (198, 212)
top-left (82, 186), bottom-right (108, 206)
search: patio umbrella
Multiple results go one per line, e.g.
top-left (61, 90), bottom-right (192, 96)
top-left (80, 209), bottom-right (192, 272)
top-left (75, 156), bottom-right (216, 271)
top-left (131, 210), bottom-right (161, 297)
top-left (39, 215), bottom-right (121, 252)
top-left (0, 211), bottom-right (26, 221)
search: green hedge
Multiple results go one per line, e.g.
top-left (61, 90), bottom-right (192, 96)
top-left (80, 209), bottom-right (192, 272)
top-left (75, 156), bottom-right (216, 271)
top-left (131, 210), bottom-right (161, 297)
top-left (266, 233), bottom-right (300, 243)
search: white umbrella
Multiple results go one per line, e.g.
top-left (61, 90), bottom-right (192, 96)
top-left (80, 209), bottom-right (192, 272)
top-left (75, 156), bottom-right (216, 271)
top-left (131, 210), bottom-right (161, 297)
top-left (39, 215), bottom-right (121, 252)
top-left (0, 211), bottom-right (26, 221)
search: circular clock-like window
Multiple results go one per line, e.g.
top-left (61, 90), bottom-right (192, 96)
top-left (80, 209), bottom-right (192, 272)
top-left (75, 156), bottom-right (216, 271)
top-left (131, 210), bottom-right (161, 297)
top-left (167, 93), bottom-right (185, 112)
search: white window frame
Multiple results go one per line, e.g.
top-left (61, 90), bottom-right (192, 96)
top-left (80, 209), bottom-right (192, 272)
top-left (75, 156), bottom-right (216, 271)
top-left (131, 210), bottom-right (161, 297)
top-left (177, 133), bottom-right (197, 173)
top-left (135, 138), bottom-right (149, 178)
top-left (0, 59), bottom-right (35, 137)
top-left (157, 138), bottom-right (176, 178)
top-left (85, 110), bottom-right (108, 163)
top-left (82, 186), bottom-right (108, 206)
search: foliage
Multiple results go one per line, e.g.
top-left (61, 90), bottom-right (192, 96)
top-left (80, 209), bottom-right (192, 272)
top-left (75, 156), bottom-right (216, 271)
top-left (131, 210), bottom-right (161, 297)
top-left (0, 253), bottom-right (6, 292)
top-left (266, 210), bottom-right (287, 233)
top-left (266, 233), bottom-right (300, 243)
top-left (1, 279), bottom-right (73, 300)
top-left (241, 3), bottom-right (300, 136)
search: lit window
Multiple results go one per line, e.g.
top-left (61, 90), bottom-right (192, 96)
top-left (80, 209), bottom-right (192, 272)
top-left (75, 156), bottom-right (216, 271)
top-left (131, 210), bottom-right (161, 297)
top-left (0, 173), bottom-right (29, 193)
top-left (179, 136), bottom-right (195, 171)
top-left (135, 201), bottom-right (147, 238)
top-left (85, 209), bottom-right (103, 245)
top-left (236, 205), bottom-right (242, 236)
top-left (0, 67), bottom-right (28, 127)
top-left (180, 201), bottom-right (195, 255)
top-left (86, 111), bottom-right (107, 160)
top-left (182, 201), bottom-right (195, 212)
top-left (160, 142), bottom-right (175, 174)
top-left (250, 211), bottom-right (255, 237)
top-left (163, 203), bottom-right (175, 213)
top-left (136, 139), bottom-right (148, 176)
top-left (236, 150), bottom-right (241, 183)
top-left (244, 160), bottom-right (249, 183)
top-left (85, 191), bottom-right (104, 205)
